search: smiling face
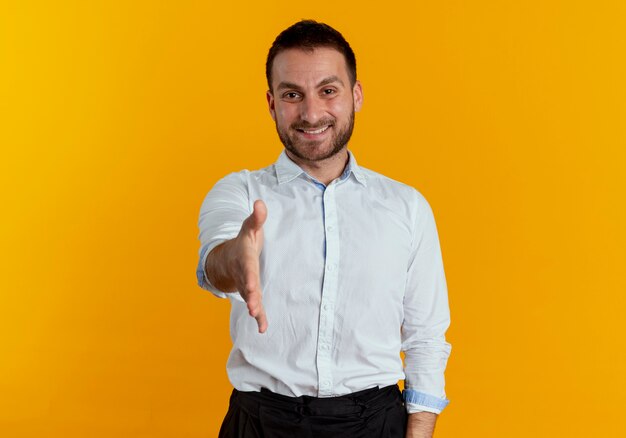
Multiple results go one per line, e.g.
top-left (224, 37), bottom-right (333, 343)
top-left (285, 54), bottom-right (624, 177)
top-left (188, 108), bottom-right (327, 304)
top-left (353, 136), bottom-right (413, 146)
top-left (267, 47), bottom-right (363, 163)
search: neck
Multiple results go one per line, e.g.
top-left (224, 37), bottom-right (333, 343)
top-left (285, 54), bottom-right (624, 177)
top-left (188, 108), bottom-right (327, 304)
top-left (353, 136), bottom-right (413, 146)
top-left (285, 148), bottom-right (350, 186)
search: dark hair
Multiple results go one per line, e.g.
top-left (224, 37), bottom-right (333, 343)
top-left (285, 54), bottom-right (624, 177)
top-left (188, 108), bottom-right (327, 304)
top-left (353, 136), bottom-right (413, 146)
top-left (266, 20), bottom-right (357, 91)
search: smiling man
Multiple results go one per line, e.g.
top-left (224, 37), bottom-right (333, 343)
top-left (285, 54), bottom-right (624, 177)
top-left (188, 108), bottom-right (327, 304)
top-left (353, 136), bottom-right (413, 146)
top-left (197, 20), bottom-right (451, 438)
top-left (270, 48), bottom-right (360, 166)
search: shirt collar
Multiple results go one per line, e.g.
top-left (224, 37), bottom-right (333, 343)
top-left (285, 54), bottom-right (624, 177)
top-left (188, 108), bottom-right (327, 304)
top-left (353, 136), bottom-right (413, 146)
top-left (275, 149), bottom-right (368, 187)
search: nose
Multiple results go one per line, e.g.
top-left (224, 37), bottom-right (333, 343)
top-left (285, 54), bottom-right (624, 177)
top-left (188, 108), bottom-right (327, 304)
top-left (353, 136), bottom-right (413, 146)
top-left (299, 95), bottom-right (325, 125)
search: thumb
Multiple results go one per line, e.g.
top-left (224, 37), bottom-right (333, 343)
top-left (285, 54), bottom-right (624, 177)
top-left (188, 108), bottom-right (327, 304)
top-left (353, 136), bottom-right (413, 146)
top-left (244, 199), bottom-right (267, 233)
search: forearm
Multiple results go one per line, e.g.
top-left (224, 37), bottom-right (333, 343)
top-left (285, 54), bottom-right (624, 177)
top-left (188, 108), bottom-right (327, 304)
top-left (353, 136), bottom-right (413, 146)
top-left (204, 240), bottom-right (237, 292)
top-left (406, 412), bottom-right (438, 438)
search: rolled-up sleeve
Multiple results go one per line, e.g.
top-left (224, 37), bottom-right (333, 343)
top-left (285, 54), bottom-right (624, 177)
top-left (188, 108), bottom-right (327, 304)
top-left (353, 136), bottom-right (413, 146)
top-left (196, 171), bottom-right (251, 299)
top-left (401, 190), bottom-right (452, 414)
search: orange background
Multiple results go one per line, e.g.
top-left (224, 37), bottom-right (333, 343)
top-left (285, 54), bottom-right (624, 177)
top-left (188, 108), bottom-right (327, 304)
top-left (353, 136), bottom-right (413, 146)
top-left (1, 1), bottom-right (625, 437)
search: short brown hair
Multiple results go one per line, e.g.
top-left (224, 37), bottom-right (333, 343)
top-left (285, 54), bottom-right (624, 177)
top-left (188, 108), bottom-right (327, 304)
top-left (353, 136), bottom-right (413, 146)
top-left (266, 20), bottom-right (357, 91)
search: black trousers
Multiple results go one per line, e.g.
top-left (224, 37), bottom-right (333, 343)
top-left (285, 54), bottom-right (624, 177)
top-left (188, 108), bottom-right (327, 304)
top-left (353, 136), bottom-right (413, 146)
top-left (218, 385), bottom-right (408, 438)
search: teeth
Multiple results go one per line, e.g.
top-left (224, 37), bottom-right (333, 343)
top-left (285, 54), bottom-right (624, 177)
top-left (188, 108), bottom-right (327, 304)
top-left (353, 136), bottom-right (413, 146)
top-left (303, 126), bottom-right (329, 134)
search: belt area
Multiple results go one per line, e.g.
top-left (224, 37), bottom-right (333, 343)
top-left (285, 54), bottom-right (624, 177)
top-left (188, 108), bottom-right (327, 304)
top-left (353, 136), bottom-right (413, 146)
top-left (232, 385), bottom-right (402, 418)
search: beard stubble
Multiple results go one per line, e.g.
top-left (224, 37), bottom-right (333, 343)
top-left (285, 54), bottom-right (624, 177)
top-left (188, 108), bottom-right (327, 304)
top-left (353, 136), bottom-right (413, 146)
top-left (276, 110), bottom-right (355, 163)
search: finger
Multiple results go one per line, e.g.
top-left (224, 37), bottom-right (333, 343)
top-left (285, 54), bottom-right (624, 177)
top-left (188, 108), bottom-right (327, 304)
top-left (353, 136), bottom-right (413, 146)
top-left (244, 199), bottom-right (267, 233)
top-left (256, 305), bottom-right (268, 334)
top-left (245, 288), bottom-right (268, 334)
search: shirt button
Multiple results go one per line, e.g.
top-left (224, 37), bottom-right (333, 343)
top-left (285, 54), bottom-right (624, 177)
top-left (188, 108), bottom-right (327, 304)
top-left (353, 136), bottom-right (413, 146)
top-left (327, 264), bottom-right (335, 272)
top-left (327, 225), bottom-right (334, 232)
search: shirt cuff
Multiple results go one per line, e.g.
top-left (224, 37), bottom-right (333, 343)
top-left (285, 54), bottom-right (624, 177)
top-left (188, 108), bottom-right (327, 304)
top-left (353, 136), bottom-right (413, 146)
top-left (196, 241), bottom-right (230, 298)
top-left (403, 389), bottom-right (450, 414)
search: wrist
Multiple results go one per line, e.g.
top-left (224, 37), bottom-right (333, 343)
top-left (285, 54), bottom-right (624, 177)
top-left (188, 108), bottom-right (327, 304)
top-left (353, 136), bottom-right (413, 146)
top-left (206, 239), bottom-right (238, 292)
top-left (406, 411), bottom-right (437, 438)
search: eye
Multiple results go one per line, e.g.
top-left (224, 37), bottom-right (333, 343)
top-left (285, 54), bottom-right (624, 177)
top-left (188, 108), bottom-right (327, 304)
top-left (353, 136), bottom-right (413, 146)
top-left (283, 92), bottom-right (301, 100)
top-left (322, 88), bottom-right (336, 95)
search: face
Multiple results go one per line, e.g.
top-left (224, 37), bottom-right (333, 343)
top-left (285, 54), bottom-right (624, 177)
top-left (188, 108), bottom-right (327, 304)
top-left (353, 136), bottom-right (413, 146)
top-left (267, 47), bottom-right (363, 163)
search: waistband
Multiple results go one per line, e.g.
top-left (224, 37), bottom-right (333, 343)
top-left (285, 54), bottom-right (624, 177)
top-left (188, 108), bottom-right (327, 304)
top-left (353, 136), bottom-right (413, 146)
top-left (232, 385), bottom-right (402, 418)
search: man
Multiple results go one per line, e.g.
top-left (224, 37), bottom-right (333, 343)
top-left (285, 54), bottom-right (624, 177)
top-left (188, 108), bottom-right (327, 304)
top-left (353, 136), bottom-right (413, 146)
top-left (197, 20), bottom-right (451, 438)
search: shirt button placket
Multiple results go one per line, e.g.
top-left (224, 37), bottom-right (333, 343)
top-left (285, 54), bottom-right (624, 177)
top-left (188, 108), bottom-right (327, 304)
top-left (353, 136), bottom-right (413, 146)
top-left (316, 182), bottom-right (339, 397)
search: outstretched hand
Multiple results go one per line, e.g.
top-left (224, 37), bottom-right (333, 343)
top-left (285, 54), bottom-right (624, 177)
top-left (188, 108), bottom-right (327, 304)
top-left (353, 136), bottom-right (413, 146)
top-left (230, 200), bottom-right (268, 333)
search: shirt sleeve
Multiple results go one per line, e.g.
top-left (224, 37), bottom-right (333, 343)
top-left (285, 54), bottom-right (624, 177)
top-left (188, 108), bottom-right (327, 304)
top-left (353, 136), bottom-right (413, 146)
top-left (401, 190), bottom-right (452, 415)
top-left (196, 171), bottom-right (251, 301)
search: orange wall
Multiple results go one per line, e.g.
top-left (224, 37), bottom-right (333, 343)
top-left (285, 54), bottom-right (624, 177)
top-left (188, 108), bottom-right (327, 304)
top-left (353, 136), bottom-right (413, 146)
top-left (1, 1), bottom-right (625, 437)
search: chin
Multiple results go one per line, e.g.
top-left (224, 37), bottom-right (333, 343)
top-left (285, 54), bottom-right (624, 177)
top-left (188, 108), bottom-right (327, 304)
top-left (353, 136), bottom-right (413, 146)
top-left (301, 146), bottom-right (341, 162)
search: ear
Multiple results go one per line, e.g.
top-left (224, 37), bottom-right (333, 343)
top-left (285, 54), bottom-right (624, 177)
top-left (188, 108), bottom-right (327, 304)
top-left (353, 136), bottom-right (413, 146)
top-left (352, 80), bottom-right (363, 112)
top-left (266, 90), bottom-right (276, 121)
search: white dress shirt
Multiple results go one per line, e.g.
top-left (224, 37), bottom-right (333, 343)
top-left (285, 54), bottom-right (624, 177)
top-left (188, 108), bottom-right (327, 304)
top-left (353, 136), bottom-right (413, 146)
top-left (196, 150), bottom-right (452, 414)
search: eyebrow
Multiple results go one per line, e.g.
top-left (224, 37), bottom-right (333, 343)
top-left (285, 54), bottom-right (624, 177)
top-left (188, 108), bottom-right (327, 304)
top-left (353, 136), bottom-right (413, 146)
top-left (276, 75), bottom-right (345, 91)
